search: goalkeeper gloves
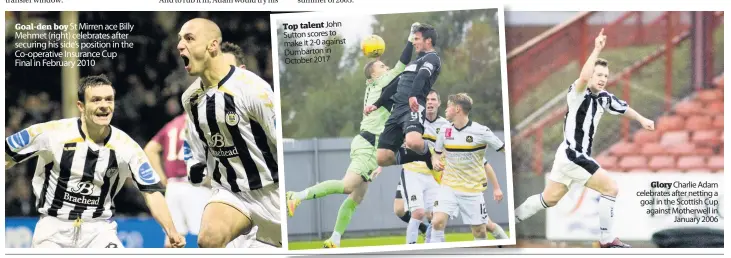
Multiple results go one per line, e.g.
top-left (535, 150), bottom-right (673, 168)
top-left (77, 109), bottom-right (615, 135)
top-left (408, 22), bottom-right (421, 42)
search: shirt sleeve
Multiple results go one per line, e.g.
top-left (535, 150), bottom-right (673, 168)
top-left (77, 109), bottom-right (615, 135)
top-left (5, 122), bottom-right (51, 163)
top-left (601, 92), bottom-right (629, 115)
top-left (241, 89), bottom-right (278, 147)
top-left (482, 126), bottom-right (505, 152)
top-left (434, 126), bottom-right (446, 154)
top-left (125, 141), bottom-right (163, 192)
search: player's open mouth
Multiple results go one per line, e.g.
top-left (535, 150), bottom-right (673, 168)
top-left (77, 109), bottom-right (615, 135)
top-left (95, 113), bottom-right (111, 118)
top-left (181, 55), bottom-right (190, 70)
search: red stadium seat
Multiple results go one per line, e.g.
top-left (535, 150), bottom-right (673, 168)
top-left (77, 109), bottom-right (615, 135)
top-left (692, 130), bottom-right (721, 148)
top-left (660, 131), bottom-right (689, 146)
top-left (608, 141), bottom-right (636, 156)
top-left (666, 144), bottom-right (696, 156)
top-left (596, 155), bottom-right (618, 171)
top-left (656, 115), bottom-right (685, 133)
top-left (696, 89), bottom-right (723, 102)
top-left (695, 147), bottom-right (715, 156)
top-left (707, 156), bottom-right (723, 171)
top-left (705, 101), bottom-right (724, 115)
top-left (674, 101), bottom-right (704, 117)
top-left (641, 143), bottom-right (667, 156)
top-left (685, 115), bottom-right (713, 131)
top-left (634, 130), bottom-right (660, 144)
top-left (676, 156), bottom-right (706, 171)
top-left (712, 115), bottom-right (724, 129)
top-left (618, 156), bottom-right (647, 171)
top-left (649, 156), bottom-right (675, 171)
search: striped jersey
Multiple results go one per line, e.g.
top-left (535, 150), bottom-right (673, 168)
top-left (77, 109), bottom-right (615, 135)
top-left (403, 116), bottom-right (450, 175)
top-left (559, 83), bottom-right (628, 158)
top-left (5, 118), bottom-right (162, 221)
top-left (435, 120), bottom-right (504, 193)
top-left (182, 65), bottom-right (278, 192)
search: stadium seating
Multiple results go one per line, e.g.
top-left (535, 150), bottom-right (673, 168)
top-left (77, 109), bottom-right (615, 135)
top-left (598, 74), bottom-right (724, 173)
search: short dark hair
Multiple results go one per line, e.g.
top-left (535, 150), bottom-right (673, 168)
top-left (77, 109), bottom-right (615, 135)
top-left (78, 74), bottom-right (113, 103)
top-left (364, 60), bottom-right (378, 79)
top-left (595, 58), bottom-right (608, 67)
top-left (221, 42), bottom-right (245, 66)
top-left (417, 23), bottom-right (438, 47)
top-left (428, 89), bottom-right (440, 101)
top-left (448, 93), bottom-right (473, 114)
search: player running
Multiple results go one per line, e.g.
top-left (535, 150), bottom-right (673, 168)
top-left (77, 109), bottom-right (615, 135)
top-left (374, 24), bottom-right (442, 171)
top-left (391, 90), bottom-right (448, 244)
top-left (430, 93), bottom-right (508, 243)
top-left (285, 23), bottom-right (420, 248)
top-left (5, 75), bottom-right (185, 248)
top-left (513, 29), bottom-right (655, 248)
top-left (177, 18), bottom-right (280, 248)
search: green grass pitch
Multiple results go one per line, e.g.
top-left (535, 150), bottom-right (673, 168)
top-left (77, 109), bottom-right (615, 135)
top-left (288, 231), bottom-right (509, 250)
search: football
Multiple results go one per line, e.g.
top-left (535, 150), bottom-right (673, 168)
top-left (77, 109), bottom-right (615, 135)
top-left (361, 34), bottom-right (386, 58)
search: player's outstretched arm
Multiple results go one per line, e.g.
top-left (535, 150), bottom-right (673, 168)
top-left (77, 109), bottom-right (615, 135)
top-left (622, 107), bottom-right (655, 131)
top-left (574, 28), bottom-right (606, 93)
top-left (141, 191), bottom-right (186, 248)
top-left (484, 162), bottom-right (503, 202)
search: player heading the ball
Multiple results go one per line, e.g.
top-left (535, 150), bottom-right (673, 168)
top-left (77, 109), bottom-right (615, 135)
top-left (286, 23), bottom-right (422, 248)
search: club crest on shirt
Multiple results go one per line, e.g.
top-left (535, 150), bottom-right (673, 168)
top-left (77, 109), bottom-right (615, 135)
top-left (105, 167), bottom-right (118, 178)
top-left (436, 128), bottom-right (440, 134)
top-left (466, 136), bottom-right (473, 143)
top-left (225, 112), bottom-right (239, 126)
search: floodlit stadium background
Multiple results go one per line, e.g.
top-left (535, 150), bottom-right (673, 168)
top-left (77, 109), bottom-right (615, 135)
top-left (5, 11), bottom-right (274, 248)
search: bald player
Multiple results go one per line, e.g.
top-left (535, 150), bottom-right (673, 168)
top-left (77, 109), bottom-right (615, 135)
top-left (177, 19), bottom-right (281, 248)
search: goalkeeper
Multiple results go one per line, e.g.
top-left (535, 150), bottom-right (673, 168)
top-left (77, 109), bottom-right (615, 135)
top-left (286, 23), bottom-right (421, 248)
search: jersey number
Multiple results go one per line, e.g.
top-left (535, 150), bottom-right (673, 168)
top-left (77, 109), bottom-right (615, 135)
top-left (410, 111), bottom-right (423, 123)
top-left (166, 128), bottom-right (186, 161)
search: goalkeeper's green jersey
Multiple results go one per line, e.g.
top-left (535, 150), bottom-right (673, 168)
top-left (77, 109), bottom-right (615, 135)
top-left (359, 61), bottom-right (406, 135)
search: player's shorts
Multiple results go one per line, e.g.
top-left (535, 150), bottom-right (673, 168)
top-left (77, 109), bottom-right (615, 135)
top-left (547, 148), bottom-right (600, 187)
top-left (31, 215), bottom-right (123, 248)
top-left (208, 183), bottom-right (281, 247)
top-left (378, 103), bottom-right (425, 152)
top-left (346, 131), bottom-right (379, 182)
top-left (433, 185), bottom-right (489, 226)
top-left (400, 169), bottom-right (440, 212)
top-left (166, 178), bottom-right (213, 235)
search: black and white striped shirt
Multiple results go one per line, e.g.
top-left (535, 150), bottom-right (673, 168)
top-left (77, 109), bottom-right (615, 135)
top-left (182, 66), bottom-right (278, 192)
top-left (5, 118), bottom-right (162, 221)
top-left (560, 83), bottom-right (629, 158)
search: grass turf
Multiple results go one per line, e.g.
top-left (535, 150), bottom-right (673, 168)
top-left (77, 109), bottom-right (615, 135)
top-left (288, 231), bottom-right (509, 250)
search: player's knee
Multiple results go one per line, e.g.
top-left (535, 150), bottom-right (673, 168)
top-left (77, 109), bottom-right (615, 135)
top-left (485, 221), bottom-right (497, 231)
top-left (376, 150), bottom-right (394, 167)
top-left (404, 134), bottom-right (423, 151)
top-left (411, 208), bottom-right (425, 220)
top-left (349, 194), bottom-right (364, 204)
top-left (197, 230), bottom-right (228, 248)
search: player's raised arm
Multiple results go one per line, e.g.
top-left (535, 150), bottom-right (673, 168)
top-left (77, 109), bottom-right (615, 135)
top-left (574, 28), bottom-right (607, 93)
top-left (5, 122), bottom-right (52, 169)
